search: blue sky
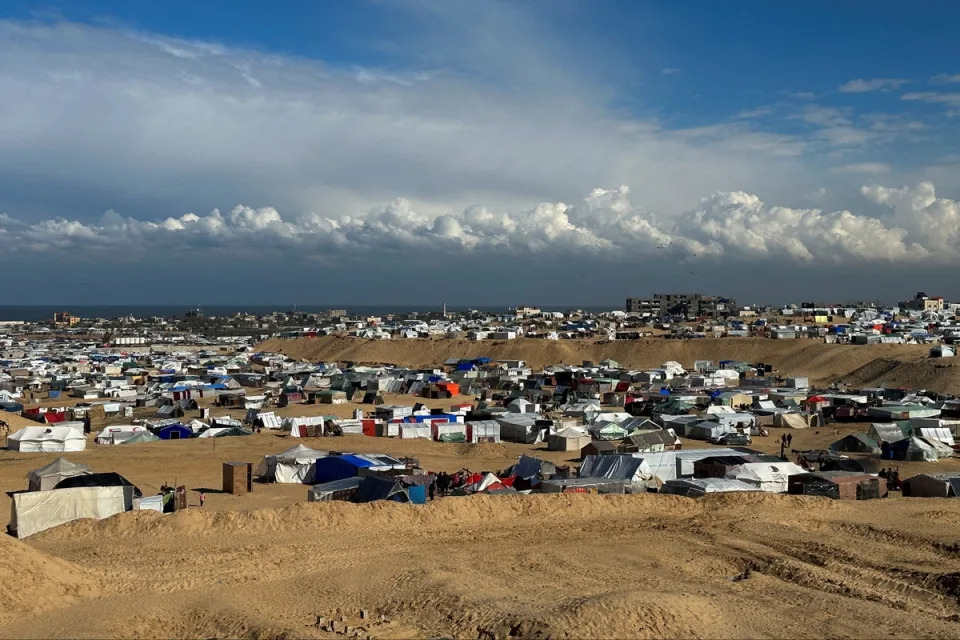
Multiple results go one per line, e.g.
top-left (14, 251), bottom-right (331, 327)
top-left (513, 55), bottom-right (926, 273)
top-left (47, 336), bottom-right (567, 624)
top-left (0, 1), bottom-right (959, 306)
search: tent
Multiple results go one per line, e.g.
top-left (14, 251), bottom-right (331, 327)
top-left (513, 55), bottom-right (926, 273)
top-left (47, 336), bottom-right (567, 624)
top-left (889, 436), bottom-right (941, 462)
top-left (120, 431), bottom-right (161, 445)
top-left (399, 424), bottom-right (432, 439)
top-left (660, 478), bottom-right (760, 497)
top-left (495, 414), bottom-right (543, 443)
top-left (197, 426), bottom-right (252, 438)
top-left (902, 473), bottom-right (960, 498)
top-left (465, 420), bottom-right (501, 444)
top-left (829, 433), bottom-right (880, 455)
top-left (7, 426), bottom-right (86, 452)
top-left (95, 425), bottom-right (148, 445)
top-left (257, 445), bottom-right (329, 484)
top-left (313, 453), bottom-right (405, 484)
top-left (731, 462), bottom-right (806, 493)
top-left (867, 422), bottom-right (911, 445)
top-left (54, 472), bottom-right (143, 498)
top-left (353, 476), bottom-right (410, 503)
top-left (307, 477), bottom-right (363, 502)
top-left (155, 424), bottom-right (192, 440)
top-left (587, 422), bottom-right (627, 441)
top-left (579, 454), bottom-right (652, 487)
top-left (10, 485), bottom-right (133, 538)
top-left (547, 426), bottom-right (591, 452)
top-left (26, 457), bottom-right (92, 491)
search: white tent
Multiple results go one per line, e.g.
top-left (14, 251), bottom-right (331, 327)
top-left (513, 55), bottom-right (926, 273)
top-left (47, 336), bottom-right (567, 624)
top-left (507, 398), bottom-right (538, 414)
top-left (7, 426), bottom-right (86, 452)
top-left (10, 485), bottom-right (132, 538)
top-left (466, 420), bottom-right (501, 444)
top-left (256, 444), bottom-right (328, 483)
top-left (95, 425), bottom-right (148, 445)
top-left (579, 454), bottom-right (652, 487)
top-left (661, 478), bottom-right (759, 497)
top-left (26, 457), bottom-right (93, 491)
top-left (284, 415), bottom-right (325, 437)
top-left (547, 426), bottom-right (591, 451)
top-left (730, 462), bottom-right (806, 493)
top-left (399, 424), bottom-right (431, 439)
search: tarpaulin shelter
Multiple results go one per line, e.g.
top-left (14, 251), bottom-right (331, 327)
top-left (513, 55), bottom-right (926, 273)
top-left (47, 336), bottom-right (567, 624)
top-left (26, 457), bottom-right (92, 491)
top-left (313, 453), bottom-right (405, 484)
top-left (257, 445), bottom-right (329, 484)
top-left (547, 426), bottom-right (591, 451)
top-left (307, 477), bottom-right (363, 502)
top-left (54, 472), bottom-right (142, 498)
top-left (10, 485), bottom-right (133, 538)
top-left (120, 431), bottom-right (160, 445)
top-left (579, 454), bottom-right (652, 488)
top-left (353, 476), bottom-right (410, 503)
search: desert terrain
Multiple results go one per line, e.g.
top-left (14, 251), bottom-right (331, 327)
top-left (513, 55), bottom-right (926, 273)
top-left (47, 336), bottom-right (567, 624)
top-left (3, 337), bottom-right (960, 638)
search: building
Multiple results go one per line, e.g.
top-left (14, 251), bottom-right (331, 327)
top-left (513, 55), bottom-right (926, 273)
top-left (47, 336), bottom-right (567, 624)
top-left (625, 294), bottom-right (737, 318)
top-left (900, 292), bottom-right (945, 313)
top-left (53, 311), bottom-right (80, 327)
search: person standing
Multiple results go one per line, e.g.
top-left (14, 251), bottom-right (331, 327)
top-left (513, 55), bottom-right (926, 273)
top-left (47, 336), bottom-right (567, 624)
top-left (198, 491), bottom-right (206, 508)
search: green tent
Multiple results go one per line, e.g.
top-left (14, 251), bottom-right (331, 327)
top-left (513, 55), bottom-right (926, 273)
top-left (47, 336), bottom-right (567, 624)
top-left (121, 432), bottom-right (161, 445)
top-left (438, 432), bottom-right (467, 443)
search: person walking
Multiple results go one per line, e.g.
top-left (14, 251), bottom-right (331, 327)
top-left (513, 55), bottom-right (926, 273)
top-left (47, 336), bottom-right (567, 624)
top-left (198, 491), bottom-right (206, 508)
top-left (428, 475), bottom-right (436, 501)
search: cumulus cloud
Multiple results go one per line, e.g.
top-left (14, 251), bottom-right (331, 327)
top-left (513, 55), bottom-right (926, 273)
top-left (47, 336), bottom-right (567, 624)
top-left (930, 74), bottom-right (960, 84)
top-left (838, 78), bottom-right (910, 93)
top-left (2, 183), bottom-right (954, 267)
top-left (901, 92), bottom-right (960, 107)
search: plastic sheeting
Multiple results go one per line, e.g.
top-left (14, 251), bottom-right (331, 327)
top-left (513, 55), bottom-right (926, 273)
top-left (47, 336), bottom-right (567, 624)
top-left (27, 457), bottom-right (92, 491)
top-left (579, 454), bottom-right (652, 485)
top-left (11, 485), bottom-right (132, 538)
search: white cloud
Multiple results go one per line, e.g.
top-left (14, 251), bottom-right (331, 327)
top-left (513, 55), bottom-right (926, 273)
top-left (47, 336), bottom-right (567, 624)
top-left (838, 78), bottom-right (910, 93)
top-left (901, 92), bottom-right (960, 107)
top-left (930, 74), bottom-right (960, 84)
top-left (831, 162), bottom-right (891, 175)
top-left (2, 183), bottom-right (953, 267)
top-left (661, 67), bottom-right (680, 75)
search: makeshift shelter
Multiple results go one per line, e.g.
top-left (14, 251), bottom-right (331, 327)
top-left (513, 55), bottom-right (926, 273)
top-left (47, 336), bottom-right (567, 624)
top-left (313, 453), bottom-right (405, 484)
top-left (465, 420), bottom-right (501, 444)
top-left (732, 462), bottom-right (806, 493)
top-left (307, 477), bottom-right (363, 502)
top-left (888, 436), bottom-right (944, 462)
top-left (432, 422), bottom-right (467, 442)
top-left (353, 476), bottom-right (410, 503)
top-left (26, 457), bottom-right (92, 491)
top-left (95, 425), bottom-right (149, 445)
top-left (587, 422), bottom-right (627, 441)
top-left (867, 422), bottom-right (911, 445)
top-left (581, 440), bottom-right (618, 458)
top-left (509, 456), bottom-right (557, 483)
top-left (495, 414), bottom-right (543, 444)
top-left (155, 424), bottom-right (192, 440)
top-left (120, 431), bottom-right (160, 445)
top-left (54, 472), bottom-right (142, 498)
top-left (829, 433), bottom-right (880, 455)
top-left (7, 426), bottom-right (86, 452)
top-left (579, 454), bottom-right (652, 488)
top-left (10, 485), bottom-right (133, 538)
top-left (540, 477), bottom-right (629, 494)
top-left (399, 424), bottom-right (432, 439)
top-left (660, 478), bottom-right (759, 497)
top-left (547, 426), bottom-right (591, 452)
top-left (257, 445), bottom-right (329, 484)
top-left (197, 426), bottom-right (252, 438)
top-left (788, 471), bottom-right (886, 500)
top-left (902, 473), bottom-right (960, 498)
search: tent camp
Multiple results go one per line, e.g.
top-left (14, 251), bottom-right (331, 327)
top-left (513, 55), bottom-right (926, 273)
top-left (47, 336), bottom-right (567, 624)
top-left (547, 426), bottom-right (591, 452)
top-left (7, 426), bottom-right (86, 452)
top-left (26, 457), bottom-right (92, 491)
top-left (256, 445), bottom-right (329, 484)
top-left (579, 454), bottom-right (652, 488)
top-left (10, 485), bottom-right (133, 538)
top-left (888, 436), bottom-right (948, 462)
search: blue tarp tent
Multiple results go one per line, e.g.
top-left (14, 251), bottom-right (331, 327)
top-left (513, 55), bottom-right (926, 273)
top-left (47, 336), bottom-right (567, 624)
top-left (313, 454), bottom-right (377, 484)
top-left (406, 484), bottom-right (427, 504)
top-left (156, 424), bottom-right (193, 440)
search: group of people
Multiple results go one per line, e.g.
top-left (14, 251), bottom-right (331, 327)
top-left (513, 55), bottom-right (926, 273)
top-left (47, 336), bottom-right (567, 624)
top-left (878, 468), bottom-right (901, 491)
top-left (427, 470), bottom-right (468, 500)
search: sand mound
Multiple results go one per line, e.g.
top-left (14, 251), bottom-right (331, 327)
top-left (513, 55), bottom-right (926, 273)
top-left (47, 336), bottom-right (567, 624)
top-left (0, 532), bottom-right (100, 621)
top-left (453, 442), bottom-right (510, 458)
top-left (839, 357), bottom-right (960, 393)
top-left (258, 336), bottom-right (931, 384)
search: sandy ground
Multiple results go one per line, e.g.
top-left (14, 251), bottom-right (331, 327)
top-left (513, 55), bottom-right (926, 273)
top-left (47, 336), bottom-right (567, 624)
top-left (257, 336), bottom-right (947, 389)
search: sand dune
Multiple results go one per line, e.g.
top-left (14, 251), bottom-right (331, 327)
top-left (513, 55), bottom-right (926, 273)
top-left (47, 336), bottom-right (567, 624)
top-left (258, 336), bottom-right (938, 387)
top-left (3, 493), bottom-right (960, 638)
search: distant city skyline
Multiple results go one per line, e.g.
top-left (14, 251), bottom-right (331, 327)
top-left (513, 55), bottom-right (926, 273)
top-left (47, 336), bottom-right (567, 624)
top-left (1, 1), bottom-right (959, 303)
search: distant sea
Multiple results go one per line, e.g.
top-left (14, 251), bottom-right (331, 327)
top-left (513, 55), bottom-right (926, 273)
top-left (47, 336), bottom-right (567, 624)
top-left (0, 304), bottom-right (618, 322)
